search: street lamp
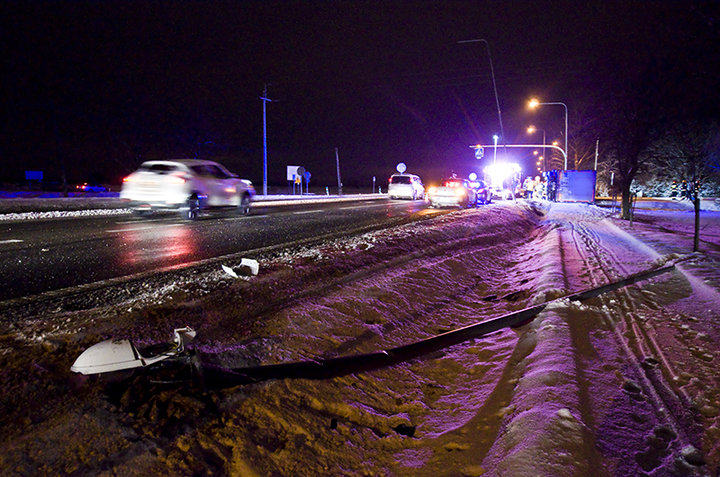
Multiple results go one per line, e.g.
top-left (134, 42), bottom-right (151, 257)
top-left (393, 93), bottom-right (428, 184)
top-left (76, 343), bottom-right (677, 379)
top-left (492, 134), bottom-right (499, 164)
top-left (528, 99), bottom-right (568, 170)
top-left (527, 125), bottom-right (546, 172)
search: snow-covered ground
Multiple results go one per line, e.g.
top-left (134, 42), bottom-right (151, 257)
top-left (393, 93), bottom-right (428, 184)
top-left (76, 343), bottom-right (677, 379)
top-left (0, 193), bottom-right (384, 221)
top-left (0, 200), bottom-right (718, 476)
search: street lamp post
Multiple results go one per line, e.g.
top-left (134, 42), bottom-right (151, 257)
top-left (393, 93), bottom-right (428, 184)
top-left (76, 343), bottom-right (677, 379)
top-left (459, 38), bottom-right (505, 152)
top-left (492, 134), bottom-right (499, 164)
top-left (528, 99), bottom-right (568, 170)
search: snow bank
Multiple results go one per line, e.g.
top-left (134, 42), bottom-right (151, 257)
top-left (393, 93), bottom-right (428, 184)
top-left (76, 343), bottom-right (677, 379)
top-left (0, 208), bottom-right (132, 221)
top-left (481, 311), bottom-right (598, 476)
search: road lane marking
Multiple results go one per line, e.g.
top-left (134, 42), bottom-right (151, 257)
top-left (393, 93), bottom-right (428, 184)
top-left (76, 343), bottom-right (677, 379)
top-left (0, 239), bottom-right (23, 244)
top-left (339, 201), bottom-right (426, 211)
top-left (293, 210), bottom-right (323, 215)
top-left (223, 214), bottom-right (269, 221)
top-left (105, 226), bottom-right (154, 233)
top-left (115, 217), bottom-right (173, 224)
top-left (106, 223), bottom-right (185, 233)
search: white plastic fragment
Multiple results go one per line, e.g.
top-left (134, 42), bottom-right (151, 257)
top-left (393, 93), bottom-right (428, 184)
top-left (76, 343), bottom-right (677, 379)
top-left (222, 259), bottom-right (259, 278)
top-left (240, 258), bottom-right (260, 276)
top-left (222, 264), bottom-right (239, 278)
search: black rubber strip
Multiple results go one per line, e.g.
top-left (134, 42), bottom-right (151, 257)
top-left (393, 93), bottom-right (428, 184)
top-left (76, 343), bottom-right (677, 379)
top-left (200, 263), bottom-right (679, 389)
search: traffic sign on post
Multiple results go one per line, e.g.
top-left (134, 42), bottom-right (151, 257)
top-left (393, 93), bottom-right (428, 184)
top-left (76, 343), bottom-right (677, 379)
top-left (474, 147), bottom-right (484, 159)
top-left (287, 165), bottom-right (301, 181)
top-left (396, 162), bottom-right (407, 173)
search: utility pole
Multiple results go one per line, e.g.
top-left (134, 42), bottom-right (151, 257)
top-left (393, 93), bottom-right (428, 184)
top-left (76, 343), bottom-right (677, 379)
top-left (594, 138), bottom-right (599, 170)
top-left (335, 147), bottom-right (342, 195)
top-left (260, 84), bottom-right (274, 196)
top-left (458, 39), bottom-right (505, 153)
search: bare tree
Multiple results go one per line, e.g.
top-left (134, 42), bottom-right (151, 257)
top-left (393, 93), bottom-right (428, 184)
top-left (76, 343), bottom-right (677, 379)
top-left (568, 101), bottom-right (603, 171)
top-left (601, 91), bottom-right (656, 220)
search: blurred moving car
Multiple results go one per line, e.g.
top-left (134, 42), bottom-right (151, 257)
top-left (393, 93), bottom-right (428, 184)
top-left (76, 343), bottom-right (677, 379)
top-left (75, 182), bottom-right (108, 193)
top-left (427, 177), bottom-right (478, 208)
top-left (120, 159), bottom-right (255, 219)
top-left (388, 173), bottom-right (425, 200)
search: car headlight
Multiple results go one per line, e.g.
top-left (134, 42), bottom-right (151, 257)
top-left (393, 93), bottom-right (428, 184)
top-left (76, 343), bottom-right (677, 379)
top-left (455, 188), bottom-right (466, 198)
top-left (428, 186), bottom-right (437, 196)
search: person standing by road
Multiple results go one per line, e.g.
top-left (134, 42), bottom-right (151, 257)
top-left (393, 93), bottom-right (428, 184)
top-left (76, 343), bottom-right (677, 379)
top-left (523, 176), bottom-right (534, 199)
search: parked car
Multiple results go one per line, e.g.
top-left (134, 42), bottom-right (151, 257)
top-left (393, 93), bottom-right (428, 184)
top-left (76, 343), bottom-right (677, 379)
top-left (427, 177), bottom-right (478, 208)
top-left (388, 173), bottom-right (425, 200)
top-left (120, 159), bottom-right (255, 219)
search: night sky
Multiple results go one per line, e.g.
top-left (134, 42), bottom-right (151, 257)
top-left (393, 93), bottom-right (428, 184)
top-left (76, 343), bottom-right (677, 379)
top-left (2, 1), bottom-right (719, 188)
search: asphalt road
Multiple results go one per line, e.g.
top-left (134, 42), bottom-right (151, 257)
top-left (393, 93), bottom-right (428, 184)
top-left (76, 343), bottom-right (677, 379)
top-left (0, 198), bottom-right (434, 301)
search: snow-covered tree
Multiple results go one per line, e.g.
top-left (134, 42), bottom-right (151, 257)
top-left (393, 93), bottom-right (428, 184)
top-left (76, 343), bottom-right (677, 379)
top-left (644, 121), bottom-right (720, 190)
top-left (644, 121), bottom-right (720, 251)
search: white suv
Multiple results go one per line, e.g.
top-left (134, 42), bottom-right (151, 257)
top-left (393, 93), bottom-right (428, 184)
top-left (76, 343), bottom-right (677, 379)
top-left (120, 159), bottom-right (255, 219)
top-left (388, 173), bottom-right (425, 200)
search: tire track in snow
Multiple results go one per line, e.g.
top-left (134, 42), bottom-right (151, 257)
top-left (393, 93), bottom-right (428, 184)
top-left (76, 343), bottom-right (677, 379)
top-left (562, 212), bottom-right (703, 473)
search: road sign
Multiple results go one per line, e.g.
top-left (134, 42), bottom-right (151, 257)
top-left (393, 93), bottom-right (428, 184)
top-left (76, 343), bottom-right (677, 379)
top-left (287, 165), bottom-right (300, 181)
top-left (297, 166), bottom-right (305, 178)
top-left (474, 147), bottom-right (484, 159)
top-left (304, 171), bottom-right (311, 181)
top-left (396, 162), bottom-right (407, 173)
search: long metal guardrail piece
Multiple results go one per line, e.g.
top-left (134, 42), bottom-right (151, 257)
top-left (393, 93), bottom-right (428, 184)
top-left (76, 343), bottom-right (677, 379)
top-left (201, 260), bottom-right (685, 389)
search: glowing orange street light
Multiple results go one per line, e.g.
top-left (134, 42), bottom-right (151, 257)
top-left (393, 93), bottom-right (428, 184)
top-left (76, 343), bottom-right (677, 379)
top-left (528, 98), bottom-right (568, 170)
top-left (527, 125), bottom-right (546, 171)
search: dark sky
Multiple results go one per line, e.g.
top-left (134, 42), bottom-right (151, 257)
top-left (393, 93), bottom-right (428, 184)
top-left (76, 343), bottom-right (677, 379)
top-left (2, 1), bottom-right (719, 187)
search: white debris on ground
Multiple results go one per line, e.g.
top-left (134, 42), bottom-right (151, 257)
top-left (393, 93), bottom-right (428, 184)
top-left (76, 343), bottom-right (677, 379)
top-left (0, 200), bottom-right (719, 476)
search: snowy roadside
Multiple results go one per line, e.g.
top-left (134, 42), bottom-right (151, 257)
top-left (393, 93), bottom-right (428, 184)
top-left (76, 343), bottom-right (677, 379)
top-left (0, 193), bottom-right (385, 221)
top-left (595, 197), bottom-right (720, 212)
top-left (0, 201), bottom-right (718, 476)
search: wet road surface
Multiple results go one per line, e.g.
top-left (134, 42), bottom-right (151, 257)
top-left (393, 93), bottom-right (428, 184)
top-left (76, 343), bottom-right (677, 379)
top-left (0, 199), bottom-right (433, 301)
